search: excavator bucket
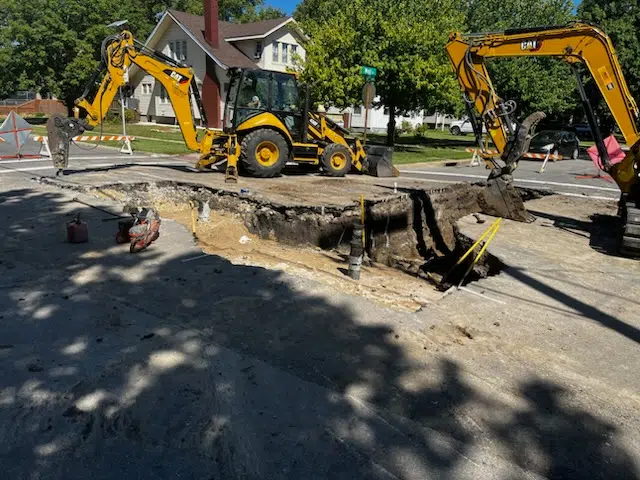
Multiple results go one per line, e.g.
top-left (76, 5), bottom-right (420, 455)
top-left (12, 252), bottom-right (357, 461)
top-left (477, 175), bottom-right (533, 223)
top-left (476, 111), bottom-right (546, 223)
top-left (364, 146), bottom-right (398, 177)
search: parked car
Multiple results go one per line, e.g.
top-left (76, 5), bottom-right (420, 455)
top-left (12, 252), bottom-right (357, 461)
top-left (566, 123), bottom-right (592, 140)
top-left (449, 118), bottom-right (518, 136)
top-left (529, 130), bottom-right (580, 159)
top-left (449, 118), bottom-right (485, 135)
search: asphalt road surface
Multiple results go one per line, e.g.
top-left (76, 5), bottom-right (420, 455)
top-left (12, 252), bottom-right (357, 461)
top-left (0, 138), bottom-right (622, 202)
top-left (401, 157), bottom-right (621, 201)
top-left (0, 140), bottom-right (186, 184)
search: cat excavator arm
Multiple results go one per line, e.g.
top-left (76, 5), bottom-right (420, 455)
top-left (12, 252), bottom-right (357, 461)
top-left (446, 23), bottom-right (640, 255)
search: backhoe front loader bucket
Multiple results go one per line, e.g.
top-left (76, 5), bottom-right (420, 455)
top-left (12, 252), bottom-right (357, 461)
top-left (477, 174), bottom-right (533, 223)
top-left (364, 146), bottom-right (398, 177)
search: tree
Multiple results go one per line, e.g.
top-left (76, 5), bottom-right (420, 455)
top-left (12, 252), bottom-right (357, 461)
top-left (237, 5), bottom-right (287, 23)
top-left (579, 0), bottom-right (640, 111)
top-left (462, 0), bottom-right (577, 122)
top-left (146, 0), bottom-right (283, 23)
top-left (0, 0), bottom-right (286, 108)
top-left (296, 0), bottom-right (465, 145)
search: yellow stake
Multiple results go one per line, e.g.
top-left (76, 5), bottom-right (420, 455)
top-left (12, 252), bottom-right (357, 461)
top-left (457, 219), bottom-right (501, 288)
top-left (454, 218), bottom-right (501, 267)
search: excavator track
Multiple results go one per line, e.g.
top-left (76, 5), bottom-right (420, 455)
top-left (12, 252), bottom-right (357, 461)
top-left (619, 201), bottom-right (640, 258)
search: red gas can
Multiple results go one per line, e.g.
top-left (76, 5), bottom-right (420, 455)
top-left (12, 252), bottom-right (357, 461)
top-left (67, 215), bottom-right (89, 243)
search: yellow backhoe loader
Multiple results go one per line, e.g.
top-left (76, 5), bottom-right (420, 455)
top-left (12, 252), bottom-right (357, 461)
top-left (47, 29), bottom-right (397, 182)
top-left (446, 23), bottom-right (640, 257)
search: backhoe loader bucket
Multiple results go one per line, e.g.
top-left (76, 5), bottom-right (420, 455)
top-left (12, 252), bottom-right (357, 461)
top-left (364, 146), bottom-right (398, 177)
top-left (477, 174), bottom-right (533, 223)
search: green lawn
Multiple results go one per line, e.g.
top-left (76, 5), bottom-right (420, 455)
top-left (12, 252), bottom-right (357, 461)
top-left (31, 124), bottom-right (192, 155)
top-left (364, 130), bottom-right (475, 164)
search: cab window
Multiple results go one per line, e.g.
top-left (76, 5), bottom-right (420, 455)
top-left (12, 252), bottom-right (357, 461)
top-left (237, 70), bottom-right (270, 110)
top-left (272, 73), bottom-right (299, 113)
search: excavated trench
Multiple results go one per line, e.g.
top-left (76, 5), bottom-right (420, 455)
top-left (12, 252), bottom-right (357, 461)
top-left (80, 180), bottom-right (506, 291)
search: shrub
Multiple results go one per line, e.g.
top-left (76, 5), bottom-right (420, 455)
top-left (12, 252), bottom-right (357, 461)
top-left (414, 123), bottom-right (430, 138)
top-left (105, 108), bottom-right (141, 124)
top-left (400, 120), bottom-right (414, 135)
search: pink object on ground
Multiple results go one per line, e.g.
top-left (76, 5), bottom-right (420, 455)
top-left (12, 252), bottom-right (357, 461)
top-left (587, 135), bottom-right (626, 169)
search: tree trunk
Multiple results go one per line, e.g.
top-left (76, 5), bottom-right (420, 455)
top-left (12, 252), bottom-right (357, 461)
top-left (386, 103), bottom-right (396, 146)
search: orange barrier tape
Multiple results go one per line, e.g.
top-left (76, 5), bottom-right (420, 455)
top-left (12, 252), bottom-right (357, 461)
top-left (465, 147), bottom-right (562, 161)
top-left (32, 135), bottom-right (135, 142)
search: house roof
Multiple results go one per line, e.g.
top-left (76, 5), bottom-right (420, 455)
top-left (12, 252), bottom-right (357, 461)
top-left (222, 17), bottom-right (295, 41)
top-left (165, 10), bottom-right (295, 69)
top-left (167, 10), bottom-right (255, 69)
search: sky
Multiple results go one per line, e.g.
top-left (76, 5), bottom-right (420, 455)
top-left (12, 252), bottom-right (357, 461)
top-left (268, 0), bottom-right (299, 15)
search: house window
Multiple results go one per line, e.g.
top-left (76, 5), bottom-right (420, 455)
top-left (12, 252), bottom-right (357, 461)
top-left (255, 41), bottom-right (263, 59)
top-left (142, 83), bottom-right (152, 95)
top-left (169, 41), bottom-right (187, 61)
top-left (291, 45), bottom-right (298, 58)
top-left (272, 41), bottom-right (279, 62)
top-left (282, 44), bottom-right (288, 64)
top-left (353, 105), bottom-right (362, 115)
top-left (159, 86), bottom-right (169, 104)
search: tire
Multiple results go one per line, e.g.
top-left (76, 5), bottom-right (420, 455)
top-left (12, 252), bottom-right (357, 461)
top-left (450, 126), bottom-right (461, 136)
top-left (618, 201), bottom-right (640, 258)
top-left (571, 147), bottom-right (579, 160)
top-left (239, 129), bottom-right (289, 178)
top-left (321, 144), bottom-right (352, 177)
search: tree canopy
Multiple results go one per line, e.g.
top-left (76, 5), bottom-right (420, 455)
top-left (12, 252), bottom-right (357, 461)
top-left (579, 0), bottom-right (640, 106)
top-left (462, 0), bottom-right (577, 122)
top-left (296, 0), bottom-right (580, 143)
top-left (296, 0), bottom-right (465, 144)
top-left (0, 0), bottom-right (285, 106)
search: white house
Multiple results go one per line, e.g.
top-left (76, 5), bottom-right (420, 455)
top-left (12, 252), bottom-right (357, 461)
top-left (130, 8), bottom-right (305, 127)
top-left (130, 5), bottom-right (430, 134)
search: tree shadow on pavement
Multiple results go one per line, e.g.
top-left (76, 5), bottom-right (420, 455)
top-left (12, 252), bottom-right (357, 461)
top-left (0, 187), bottom-right (638, 479)
top-left (491, 380), bottom-right (638, 480)
top-left (527, 209), bottom-right (621, 255)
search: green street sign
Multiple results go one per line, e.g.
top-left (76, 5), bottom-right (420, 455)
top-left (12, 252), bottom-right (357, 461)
top-left (360, 66), bottom-right (377, 78)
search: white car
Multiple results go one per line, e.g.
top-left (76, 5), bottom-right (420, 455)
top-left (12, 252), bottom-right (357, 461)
top-left (449, 118), bottom-right (517, 136)
top-left (449, 119), bottom-right (485, 135)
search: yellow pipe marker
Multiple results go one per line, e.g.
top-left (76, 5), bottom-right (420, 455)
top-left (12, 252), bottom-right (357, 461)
top-left (457, 219), bottom-right (501, 288)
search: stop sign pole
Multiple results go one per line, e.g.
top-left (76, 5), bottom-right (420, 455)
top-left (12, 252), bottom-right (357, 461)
top-left (361, 66), bottom-right (377, 144)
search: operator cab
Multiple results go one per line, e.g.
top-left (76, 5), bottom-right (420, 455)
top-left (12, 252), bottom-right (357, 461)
top-left (224, 68), bottom-right (304, 140)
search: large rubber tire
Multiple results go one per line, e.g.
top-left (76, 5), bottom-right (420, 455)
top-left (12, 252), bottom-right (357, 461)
top-left (321, 144), bottom-right (352, 177)
top-left (619, 201), bottom-right (640, 258)
top-left (450, 126), bottom-right (461, 136)
top-left (240, 129), bottom-right (289, 178)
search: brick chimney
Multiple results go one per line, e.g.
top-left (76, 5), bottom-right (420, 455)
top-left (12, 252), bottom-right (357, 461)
top-left (202, 0), bottom-right (221, 128)
top-left (204, 0), bottom-right (219, 48)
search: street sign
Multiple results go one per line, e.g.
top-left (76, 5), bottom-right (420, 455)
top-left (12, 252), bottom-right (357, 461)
top-left (360, 66), bottom-right (377, 78)
top-left (362, 83), bottom-right (376, 109)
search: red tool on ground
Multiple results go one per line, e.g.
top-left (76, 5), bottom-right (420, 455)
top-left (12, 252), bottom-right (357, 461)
top-left (116, 208), bottom-right (161, 253)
